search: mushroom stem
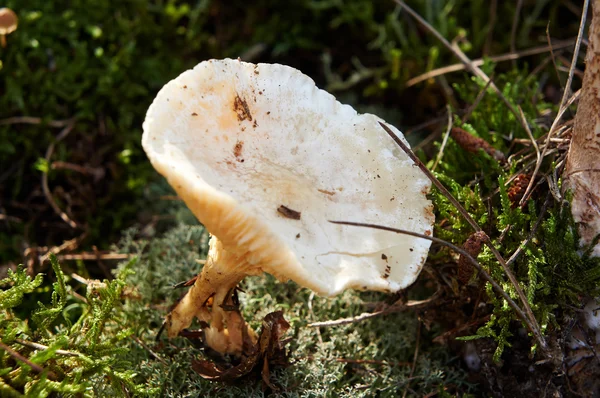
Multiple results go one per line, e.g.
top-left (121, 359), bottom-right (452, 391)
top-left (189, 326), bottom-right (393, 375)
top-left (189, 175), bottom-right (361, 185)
top-left (166, 235), bottom-right (257, 354)
top-left (0, 35), bottom-right (5, 48)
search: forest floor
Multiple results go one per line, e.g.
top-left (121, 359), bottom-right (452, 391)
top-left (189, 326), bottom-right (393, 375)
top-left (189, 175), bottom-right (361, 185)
top-left (1, 1), bottom-right (599, 397)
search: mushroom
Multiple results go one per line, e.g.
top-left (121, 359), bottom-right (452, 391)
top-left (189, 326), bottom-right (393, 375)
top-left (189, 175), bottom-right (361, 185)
top-left (0, 8), bottom-right (17, 48)
top-left (142, 59), bottom-right (434, 354)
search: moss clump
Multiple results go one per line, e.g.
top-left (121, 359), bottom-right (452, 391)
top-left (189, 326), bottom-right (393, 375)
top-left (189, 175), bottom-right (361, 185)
top-left (0, 255), bottom-right (149, 396)
top-left (432, 65), bottom-right (600, 362)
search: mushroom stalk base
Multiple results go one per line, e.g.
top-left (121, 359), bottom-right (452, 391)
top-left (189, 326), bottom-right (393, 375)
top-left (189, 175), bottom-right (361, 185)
top-left (166, 236), bottom-right (257, 355)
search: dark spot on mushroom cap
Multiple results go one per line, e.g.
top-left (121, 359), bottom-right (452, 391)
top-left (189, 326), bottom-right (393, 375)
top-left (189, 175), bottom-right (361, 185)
top-left (191, 112), bottom-right (198, 116)
top-left (424, 204), bottom-right (435, 221)
top-left (233, 94), bottom-right (252, 122)
top-left (234, 140), bottom-right (244, 161)
top-left (296, 233), bottom-right (301, 239)
top-left (381, 253), bottom-right (387, 260)
top-left (318, 189), bottom-right (336, 196)
top-left (277, 205), bottom-right (301, 220)
top-left (382, 264), bottom-right (391, 279)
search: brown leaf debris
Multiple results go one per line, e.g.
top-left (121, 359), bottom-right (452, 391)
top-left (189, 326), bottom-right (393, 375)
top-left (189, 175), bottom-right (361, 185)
top-left (192, 311), bottom-right (290, 389)
top-left (450, 127), bottom-right (506, 163)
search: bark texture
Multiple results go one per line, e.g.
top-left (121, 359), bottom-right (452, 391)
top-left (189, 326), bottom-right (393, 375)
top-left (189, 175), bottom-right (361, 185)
top-left (565, 0), bottom-right (600, 257)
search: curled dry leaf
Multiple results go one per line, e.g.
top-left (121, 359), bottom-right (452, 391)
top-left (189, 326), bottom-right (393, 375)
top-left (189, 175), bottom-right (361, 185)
top-left (507, 174), bottom-right (532, 209)
top-left (192, 311), bottom-right (290, 387)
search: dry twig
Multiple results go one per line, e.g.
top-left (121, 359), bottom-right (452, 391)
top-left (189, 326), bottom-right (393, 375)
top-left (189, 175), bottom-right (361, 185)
top-left (520, 89), bottom-right (582, 207)
top-left (41, 119), bottom-right (80, 229)
top-left (334, 358), bottom-right (411, 367)
top-left (517, 106), bottom-right (541, 210)
top-left (130, 335), bottom-right (167, 365)
top-left (0, 341), bottom-right (57, 380)
top-left (405, 40), bottom-right (575, 87)
top-left (57, 252), bottom-right (132, 261)
top-left (0, 213), bottom-right (22, 223)
top-left (0, 116), bottom-right (73, 127)
top-left (308, 292), bottom-right (439, 328)
top-left (39, 233), bottom-right (87, 265)
top-left (431, 105), bottom-right (453, 171)
top-left (506, 193), bottom-right (552, 267)
top-left (51, 161), bottom-right (104, 180)
top-left (521, 0), bottom-right (589, 206)
top-left (14, 338), bottom-right (81, 358)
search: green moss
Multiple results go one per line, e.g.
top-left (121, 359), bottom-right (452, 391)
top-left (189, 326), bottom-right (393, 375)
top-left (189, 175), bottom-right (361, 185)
top-left (0, 255), bottom-right (150, 396)
top-left (433, 66), bottom-right (600, 360)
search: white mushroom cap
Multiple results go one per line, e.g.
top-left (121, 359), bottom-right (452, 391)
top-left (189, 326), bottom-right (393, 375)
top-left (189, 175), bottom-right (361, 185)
top-left (142, 59), bottom-right (434, 296)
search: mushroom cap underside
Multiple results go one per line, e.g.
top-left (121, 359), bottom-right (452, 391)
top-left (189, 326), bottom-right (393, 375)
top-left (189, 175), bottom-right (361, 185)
top-left (142, 58), bottom-right (434, 296)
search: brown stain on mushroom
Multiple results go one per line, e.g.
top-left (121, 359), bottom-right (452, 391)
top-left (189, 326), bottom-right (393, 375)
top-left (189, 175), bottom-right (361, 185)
top-left (233, 94), bottom-right (253, 122)
top-left (277, 205), bottom-right (301, 220)
top-left (318, 189), bottom-right (336, 196)
top-left (382, 265), bottom-right (391, 279)
top-left (188, 84), bottom-right (239, 132)
top-left (424, 204), bottom-right (435, 222)
top-left (234, 140), bottom-right (244, 162)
